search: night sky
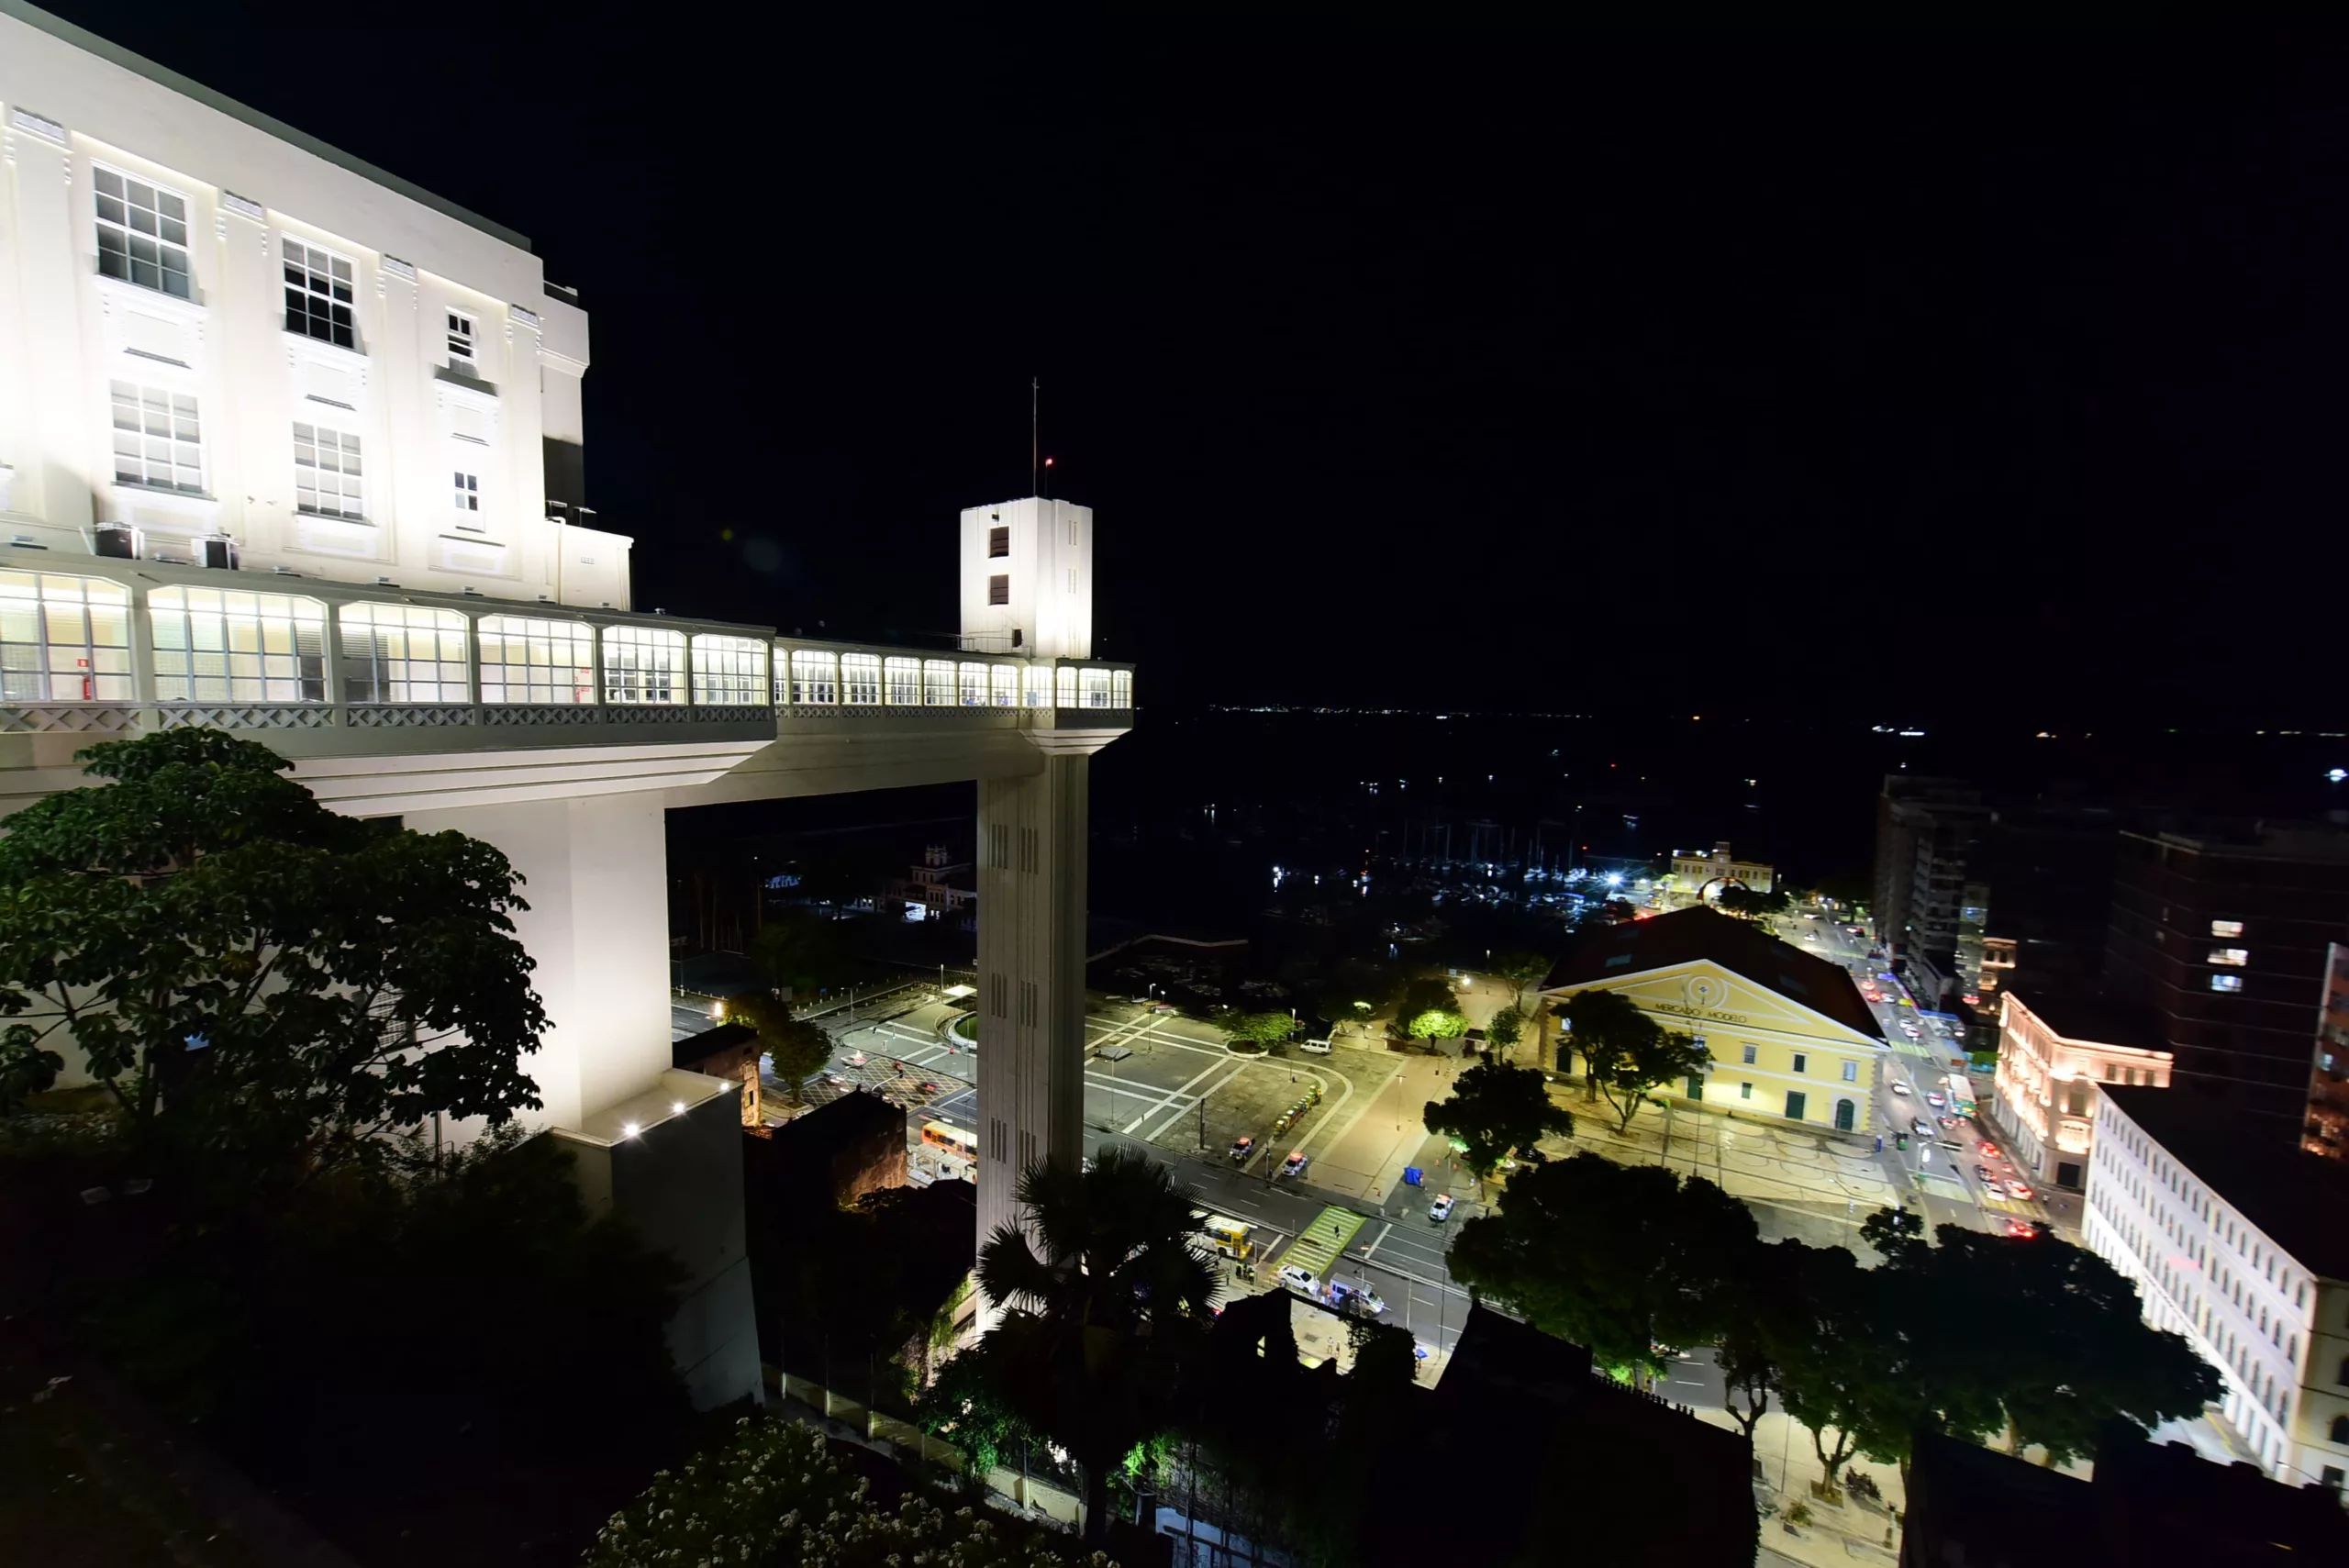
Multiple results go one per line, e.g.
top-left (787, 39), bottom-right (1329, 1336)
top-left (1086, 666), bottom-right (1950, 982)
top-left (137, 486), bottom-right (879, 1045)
top-left (50, 8), bottom-right (2349, 725)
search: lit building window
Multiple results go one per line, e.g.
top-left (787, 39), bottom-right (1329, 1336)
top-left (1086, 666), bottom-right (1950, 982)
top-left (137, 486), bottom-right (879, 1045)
top-left (2211, 974), bottom-right (2243, 993)
top-left (150, 585), bottom-right (326, 702)
top-left (1023, 662), bottom-right (1052, 707)
top-left (2211, 919), bottom-right (2244, 938)
top-left (2210, 949), bottom-right (2249, 967)
top-left (283, 238), bottom-right (357, 349)
top-left (1080, 667), bottom-right (1113, 707)
top-left (991, 664), bottom-right (1019, 706)
top-left (339, 603), bottom-right (467, 703)
top-left (692, 634), bottom-right (768, 706)
top-left (841, 652), bottom-right (881, 706)
top-left (1112, 669), bottom-right (1132, 707)
top-left (922, 659), bottom-right (956, 706)
top-left (1056, 666), bottom-right (1077, 708)
top-left (477, 615), bottom-right (595, 704)
top-left (293, 422), bottom-right (364, 517)
top-left (94, 166), bottom-right (192, 299)
top-left (1842, 1060), bottom-right (1858, 1083)
top-left (109, 382), bottom-right (203, 493)
top-left (787, 649), bottom-right (838, 705)
top-left (959, 662), bottom-right (989, 706)
top-left (602, 626), bottom-right (685, 705)
top-left (885, 656), bottom-right (921, 706)
top-left (0, 571), bottom-right (133, 702)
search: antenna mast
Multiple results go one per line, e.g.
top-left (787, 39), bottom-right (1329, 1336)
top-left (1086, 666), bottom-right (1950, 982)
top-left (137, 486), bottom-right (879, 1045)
top-left (1030, 376), bottom-right (1040, 495)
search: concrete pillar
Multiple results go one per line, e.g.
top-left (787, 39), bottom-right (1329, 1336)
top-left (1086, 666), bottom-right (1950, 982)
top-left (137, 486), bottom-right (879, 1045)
top-left (402, 792), bottom-right (673, 1135)
top-left (974, 744), bottom-right (1099, 1265)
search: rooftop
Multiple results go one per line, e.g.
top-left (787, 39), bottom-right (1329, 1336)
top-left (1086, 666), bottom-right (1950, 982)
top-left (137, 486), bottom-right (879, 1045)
top-left (2007, 986), bottom-right (2167, 1056)
top-left (2123, 820), bottom-right (2349, 864)
top-left (2100, 1084), bottom-right (2349, 1280)
top-left (1542, 906), bottom-right (1885, 1041)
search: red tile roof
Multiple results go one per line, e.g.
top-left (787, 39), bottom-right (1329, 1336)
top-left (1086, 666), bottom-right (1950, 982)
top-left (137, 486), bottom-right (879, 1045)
top-left (1542, 906), bottom-right (1885, 1041)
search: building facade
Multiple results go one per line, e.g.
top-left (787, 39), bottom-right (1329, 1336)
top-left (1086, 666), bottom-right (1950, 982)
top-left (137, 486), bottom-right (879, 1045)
top-left (2307, 943), bottom-right (2349, 1162)
top-left (1662, 841), bottom-right (1774, 908)
top-left (1872, 775), bottom-right (1988, 1008)
top-left (2103, 826), bottom-right (2349, 1141)
top-left (2085, 1085), bottom-right (2349, 1496)
top-left (1987, 988), bottom-right (2171, 1194)
top-left (0, 2), bottom-right (625, 607)
top-left (1539, 906), bottom-right (1887, 1135)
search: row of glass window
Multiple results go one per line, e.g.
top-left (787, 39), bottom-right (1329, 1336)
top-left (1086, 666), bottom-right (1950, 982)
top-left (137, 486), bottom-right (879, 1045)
top-left (0, 571), bottom-right (1134, 710)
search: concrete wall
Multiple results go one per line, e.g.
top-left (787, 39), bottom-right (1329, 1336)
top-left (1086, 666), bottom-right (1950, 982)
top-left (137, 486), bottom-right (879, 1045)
top-left (959, 496), bottom-right (1092, 659)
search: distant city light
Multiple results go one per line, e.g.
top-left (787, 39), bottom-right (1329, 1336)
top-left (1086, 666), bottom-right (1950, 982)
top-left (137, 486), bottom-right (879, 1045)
top-left (1606, 873), bottom-right (1622, 886)
top-left (2330, 768), bottom-right (2347, 784)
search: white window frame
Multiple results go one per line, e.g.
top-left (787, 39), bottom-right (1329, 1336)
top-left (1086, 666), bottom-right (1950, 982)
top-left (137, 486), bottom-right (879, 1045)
top-left (109, 380), bottom-right (204, 494)
top-left (841, 652), bottom-right (882, 706)
top-left (452, 469), bottom-right (480, 516)
top-left (294, 421), bottom-right (365, 518)
top-left (959, 662), bottom-right (989, 706)
top-left (149, 585), bottom-right (327, 703)
top-left (788, 649), bottom-right (840, 706)
top-left (93, 163), bottom-right (193, 300)
top-left (1111, 669), bottom-right (1132, 708)
top-left (446, 309), bottom-right (477, 371)
top-left (990, 664), bottom-right (1019, 706)
top-left (1023, 663), bottom-right (1053, 707)
top-left (885, 656), bottom-right (922, 706)
top-left (477, 614), bottom-right (596, 705)
top-left (283, 237), bottom-right (358, 350)
top-left (339, 603), bottom-right (469, 704)
top-left (691, 634), bottom-right (769, 706)
top-left (0, 571), bottom-right (135, 702)
top-left (1080, 666), bottom-right (1114, 707)
top-left (602, 625), bottom-right (686, 706)
top-left (922, 659), bottom-right (957, 706)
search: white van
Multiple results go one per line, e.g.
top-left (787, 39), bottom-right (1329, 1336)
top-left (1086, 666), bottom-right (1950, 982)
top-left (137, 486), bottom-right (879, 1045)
top-left (1297, 1037), bottom-right (1333, 1055)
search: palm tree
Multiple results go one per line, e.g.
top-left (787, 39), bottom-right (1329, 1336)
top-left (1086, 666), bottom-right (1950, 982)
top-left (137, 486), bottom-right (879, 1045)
top-left (972, 1149), bottom-right (1219, 1543)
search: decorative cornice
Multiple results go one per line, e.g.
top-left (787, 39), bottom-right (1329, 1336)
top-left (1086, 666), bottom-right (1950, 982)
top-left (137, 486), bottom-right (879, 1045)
top-left (507, 303), bottom-right (541, 329)
top-left (381, 254), bottom-right (416, 282)
top-left (220, 191), bottom-right (265, 221)
top-left (8, 107), bottom-right (65, 146)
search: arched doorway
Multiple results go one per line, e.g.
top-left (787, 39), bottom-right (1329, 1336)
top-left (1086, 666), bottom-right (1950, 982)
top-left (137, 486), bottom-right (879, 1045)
top-left (1833, 1097), bottom-right (1856, 1132)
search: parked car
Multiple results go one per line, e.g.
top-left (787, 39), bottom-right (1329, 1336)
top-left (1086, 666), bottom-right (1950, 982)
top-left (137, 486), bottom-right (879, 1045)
top-left (1330, 1280), bottom-right (1386, 1318)
top-left (1280, 1150), bottom-right (1309, 1179)
top-left (1890, 1080), bottom-right (1910, 1095)
top-left (1277, 1264), bottom-right (1319, 1296)
top-left (1429, 1193), bottom-right (1455, 1222)
top-left (845, 1051), bottom-right (869, 1067)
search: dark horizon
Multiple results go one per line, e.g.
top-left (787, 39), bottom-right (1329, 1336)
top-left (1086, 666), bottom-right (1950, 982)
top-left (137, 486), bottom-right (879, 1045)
top-left (47, 7), bottom-right (2349, 728)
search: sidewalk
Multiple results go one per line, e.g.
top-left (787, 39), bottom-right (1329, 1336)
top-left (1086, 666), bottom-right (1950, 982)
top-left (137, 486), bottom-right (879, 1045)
top-left (1727, 1407), bottom-right (1904, 1568)
top-left (1306, 1033), bottom-right (1466, 1207)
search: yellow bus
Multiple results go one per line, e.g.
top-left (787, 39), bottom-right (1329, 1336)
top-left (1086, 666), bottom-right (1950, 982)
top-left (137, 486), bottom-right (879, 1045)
top-left (921, 1120), bottom-right (978, 1161)
top-left (1194, 1211), bottom-right (1253, 1261)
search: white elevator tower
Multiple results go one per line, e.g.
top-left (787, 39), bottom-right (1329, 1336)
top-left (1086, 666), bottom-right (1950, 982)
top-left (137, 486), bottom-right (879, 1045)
top-left (962, 495), bottom-right (1103, 1260)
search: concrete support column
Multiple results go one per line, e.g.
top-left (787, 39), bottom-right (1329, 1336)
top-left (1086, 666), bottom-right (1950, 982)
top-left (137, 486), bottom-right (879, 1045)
top-left (404, 791), bottom-right (673, 1131)
top-left (974, 744), bottom-right (1098, 1263)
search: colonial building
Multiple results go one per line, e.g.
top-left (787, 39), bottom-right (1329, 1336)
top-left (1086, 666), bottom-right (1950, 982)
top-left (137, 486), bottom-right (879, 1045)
top-left (2087, 1084), bottom-right (2349, 1495)
top-left (1988, 988), bottom-right (2171, 1195)
top-left (1662, 840), bottom-right (1774, 907)
top-left (1537, 906), bottom-right (1887, 1135)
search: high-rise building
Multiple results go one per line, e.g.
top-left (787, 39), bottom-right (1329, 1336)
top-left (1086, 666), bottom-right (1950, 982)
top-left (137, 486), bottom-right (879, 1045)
top-left (1872, 775), bottom-right (1988, 1009)
top-left (2304, 942), bottom-right (2349, 1161)
top-left (2103, 825), bottom-right (2349, 1140)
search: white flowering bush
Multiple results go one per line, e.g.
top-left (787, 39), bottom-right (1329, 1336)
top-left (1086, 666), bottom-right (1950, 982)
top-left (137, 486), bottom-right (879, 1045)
top-left (586, 1417), bottom-right (1119, 1568)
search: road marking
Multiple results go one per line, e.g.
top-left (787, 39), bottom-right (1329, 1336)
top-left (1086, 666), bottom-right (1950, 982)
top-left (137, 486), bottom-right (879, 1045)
top-left (1360, 1220), bottom-right (1393, 1261)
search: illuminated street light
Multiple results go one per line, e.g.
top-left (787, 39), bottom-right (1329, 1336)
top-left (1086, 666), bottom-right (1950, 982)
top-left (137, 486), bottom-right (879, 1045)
top-left (621, 1121), bottom-right (640, 1139)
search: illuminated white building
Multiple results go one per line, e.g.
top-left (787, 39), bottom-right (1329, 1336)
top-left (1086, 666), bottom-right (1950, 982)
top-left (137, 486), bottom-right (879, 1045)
top-left (1989, 988), bottom-right (2171, 1194)
top-left (1664, 840), bottom-right (1774, 906)
top-left (0, 0), bottom-right (621, 605)
top-left (0, 3), bottom-right (1130, 1393)
top-left (2087, 1085), bottom-right (2349, 1496)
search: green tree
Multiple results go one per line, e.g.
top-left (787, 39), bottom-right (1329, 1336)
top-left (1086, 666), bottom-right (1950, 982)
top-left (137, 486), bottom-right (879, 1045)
top-left (1713, 1238), bottom-right (1806, 1440)
top-left (1212, 1007), bottom-right (1295, 1053)
top-left (1773, 1241), bottom-right (1932, 1487)
top-left (967, 1149), bottom-right (1218, 1544)
top-left (748, 906), bottom-right (849, 1000)
top-left (1489, 951), bottom-right (1551, 1009)
top-left (1484, 1003), bottom-right (1526, 1060)
top-left (1394, 977), bottom-right (1467, 1049)
top-left (0, 730), bottom-right (543, 1180)
top-left (590, 1416), bottom-right (1101, 1567)
top-left (1422, 1061), bottom-right (1573, 1196)
top-left (1447, 1151), bottom-right (1754, 1387)
top-left (726, 990), bottom-right (831, 1103)
top-left (1559, 990), bottom-right (1711, 1133)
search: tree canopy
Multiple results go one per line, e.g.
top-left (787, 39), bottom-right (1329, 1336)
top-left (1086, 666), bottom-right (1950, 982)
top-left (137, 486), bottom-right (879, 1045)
top-left (1715, 884), bottom-right (1794, 923)
top-left (1212, 1007), bottom-right (1295, 1052)
top-left (1423, 1061), bottom-right (1571, 1195)
top-left (1488, 951), bottom-right (1551, 1007)
top-left (749, 906), bottom-right (851, 999)
top-left (1394, 977), bottom-right (1467, 1048)
top-left (1484, 1003), bottom-right (1526, 1056)
top-left (727, 990), bottom-right (831, 1101)
top-left (0, 730), bottom-right (543, 1182)
top-left (1447, 1151), bottom-right (1754, 1385)
top-left (1557, 989), bottom-right (1711, 1132)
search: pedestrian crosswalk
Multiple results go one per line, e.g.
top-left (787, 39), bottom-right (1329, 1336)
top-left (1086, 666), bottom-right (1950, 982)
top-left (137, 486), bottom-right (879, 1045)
top-left (1277, 1205), bottom-right (1367, 1278)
